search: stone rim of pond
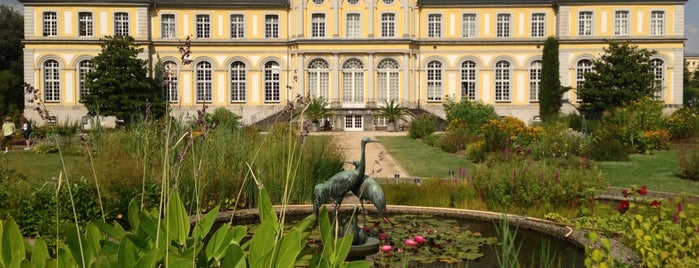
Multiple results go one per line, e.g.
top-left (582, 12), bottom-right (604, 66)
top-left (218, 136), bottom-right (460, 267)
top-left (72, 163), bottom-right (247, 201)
top-left (205, 204), bottom-right (640, 266)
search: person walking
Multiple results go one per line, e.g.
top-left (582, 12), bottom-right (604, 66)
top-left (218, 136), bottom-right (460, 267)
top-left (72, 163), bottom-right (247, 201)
top-left (21, 117), bottom-right (32, 150)
top-left (2, 117), bottom-right (15, 154)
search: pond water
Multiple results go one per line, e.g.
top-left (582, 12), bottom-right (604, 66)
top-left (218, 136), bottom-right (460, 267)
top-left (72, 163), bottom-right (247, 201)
top-left (243, 213), bottom-right (586, 267)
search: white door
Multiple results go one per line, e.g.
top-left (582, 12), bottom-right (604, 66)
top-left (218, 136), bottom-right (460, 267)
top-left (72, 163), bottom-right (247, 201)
top-left (344, 115), bottom-right (363, 131)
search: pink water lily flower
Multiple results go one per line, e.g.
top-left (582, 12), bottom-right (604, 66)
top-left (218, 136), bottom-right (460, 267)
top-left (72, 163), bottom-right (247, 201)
top-left (378, 233), bottom-right (389, 241)
top-left (414, 235), bottom-right (426, 245)
top-left (380, 245), bottom-right (392, 252)
top-left (404, 239), bottom-right (417, 247)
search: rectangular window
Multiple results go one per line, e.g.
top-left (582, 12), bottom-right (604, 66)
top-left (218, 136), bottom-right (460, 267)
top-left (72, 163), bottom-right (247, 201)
top-left (381, 13), bottom-right (395, 37)
top-left (162, 14), bottom-right (176, 38)
top-left (312, 14), bottom-right (326, 37)
top-left (578, 11), bottom-right (593, 36)
top-left (650, 11), bottom-right (665, 36)
top-left (496, 14), bottom-right (510, 37)
top-left (265, 15), bottom-right (279, 38)
top-left (531, 13), bottom-right (545, 37)
top-left (43, 12), bottom-right (57, 37)
top-left (426, 61), bottom-right (442, 101)
top-left (529, 62), bottom-right (542, 102)
top-left (428, 14), bottom-right (442, 38)
top-left (614, 11), bottom-right (629, 36)
top-left (78, 61), bottom-right (92, 100)
top-left (79, 12), bottom-right (93, 37)
top-left (230, 14), bottom-right (244, 38)
top-left (196, 14), bottom-right (210, 38)
top-left (346, 13), bottom-right (360, 38)
top-left (114, 12), bottom-right (129, 36)
top-left (44, 61), bottom-right (60, 102)
top-left (462, 14), bottom-right (476, 37)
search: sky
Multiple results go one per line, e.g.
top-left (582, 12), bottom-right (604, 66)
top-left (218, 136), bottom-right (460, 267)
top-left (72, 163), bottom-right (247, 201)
top-left (1, 0), bottom-right (698, 53)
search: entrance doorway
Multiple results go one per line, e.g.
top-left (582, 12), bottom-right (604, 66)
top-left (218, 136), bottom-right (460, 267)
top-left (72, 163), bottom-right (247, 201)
top-left (344, 115), bottom-right (363, 131)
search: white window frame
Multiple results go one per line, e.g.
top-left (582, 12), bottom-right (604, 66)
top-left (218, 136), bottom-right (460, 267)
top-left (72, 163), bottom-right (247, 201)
top-left (230, 61), bottom-right (247, 102)
top-left (531, 13), bottom-right (545, 37)
top-left (529, 60), bottom-right (542, 102)
top-left (78, 60), bottom-right (92, 101)
top-left (377, 59), bottom-right (399, 103)
top-left (494, 60), bottom-right (511, 102)
top-left (43, 12), bottom-right (57, 37)
top-left (114, 12), bottom-right (129, 36)
top-left (650, 58), bottom-right (665, 100)
top-left (614, 10), bottom-right (629, 36)
top-left (196, 14), bottom-right (211, 39)
top-left (578, 11), bottom-right (593, 36)
top-left (264, 61), bottom-right (281, 102)
top-left (161, 14), bottom-right (176, 39)
top-left (381, 13), bottom-right (395, 37)
top-left (196, 61), bottom-right (213, 103)
top-left (265, 14), bottom-right (279, 38)
top-left (311, 13), bottom-right (326, 38)
top-left (342, 59), bottom-right (364, 106)
top-left (346, 13), bottom-right (361, 38)
top-left (461, 60), bottom-right (477, 101)
top-left (43, 60), bottom-right (60, 102)
top-left (426, 60), bottom-right (443, 101)
top-left (650, 11), bottom-right (665, 36)
top-left (576, 59), bottom-right (593, 101)
top-left (163, 61), bottom-right (178, 103)
top-left (496, 13), bottom-right (511, 38)
top-left (230, 14), bottom-right (245, 39)
top-left (427, 14), bottom-right (442, 38)
top-left (307, 59), bottom-right (330, 100)
top-left (462, 13), bottom-right (477, 37)
top-left (79, 12), bottom-right (93, 37)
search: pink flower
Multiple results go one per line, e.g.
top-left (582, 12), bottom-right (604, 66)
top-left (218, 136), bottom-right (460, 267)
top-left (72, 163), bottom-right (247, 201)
top-left (380, 245), bottom-right (392, 252)
top-left (378, 233), bottom-right (389, 241)
top-left (396, 248), bottom-right (404, 253)
top-left (673, 213), bottom-right (679, 223)
top-left (678, 202), bottom-right (684, 212)
top-left (404, 239), bottom-right (417, 247)
top-left (414, 235), bottom-right (426, 245)
top-left (363, 226), bottom-right (372, 233)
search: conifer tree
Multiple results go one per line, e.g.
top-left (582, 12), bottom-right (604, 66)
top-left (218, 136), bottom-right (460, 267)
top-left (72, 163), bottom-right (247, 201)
top-left (539, 36), bottom-right (567, 121)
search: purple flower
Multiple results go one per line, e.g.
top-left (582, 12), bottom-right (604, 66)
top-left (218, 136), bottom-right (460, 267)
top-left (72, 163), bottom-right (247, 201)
top-left (378, 233), bottom-right (389, 241)
top-left (673, 213), bottom-right (679, 224)
top-left (678, 202), bottom-right (684, 212)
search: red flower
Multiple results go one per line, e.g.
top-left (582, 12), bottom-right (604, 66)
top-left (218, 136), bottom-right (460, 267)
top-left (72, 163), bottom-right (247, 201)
top-left (637, 186), bottom-right (647, 195)
top-left (622, 189), bottom-right (629, 198)
top-left (650, 200), bottom-right (661, 208)
top-left (617, 200), bottom-right (630, 213)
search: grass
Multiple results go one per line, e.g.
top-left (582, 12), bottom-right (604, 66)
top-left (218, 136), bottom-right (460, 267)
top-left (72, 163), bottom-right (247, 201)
top-left (0, 147), bottom-right (90, 185)
top-left (375, 135), bottom-right (474, 178)
top-left (597, 149), bottom-right (699, 196)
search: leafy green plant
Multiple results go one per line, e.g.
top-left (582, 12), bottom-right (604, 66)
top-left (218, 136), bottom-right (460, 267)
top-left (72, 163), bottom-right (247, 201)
top-left (678, 145), bottom-right (699, 181)
top-left (494, 217), bottom-right (522, 268)
top-left (304, 95), bottom-right (332, 124)
top-left (584, 231), bottom-right (616, 268)
top-left (442, 96), bottom-right (499, 134)
top-left (408, 114), bottom-right (436, 139)
top-left (376, 99), bottom-right (411, 131)
top-left (664, 107), bottom-right (699, 139)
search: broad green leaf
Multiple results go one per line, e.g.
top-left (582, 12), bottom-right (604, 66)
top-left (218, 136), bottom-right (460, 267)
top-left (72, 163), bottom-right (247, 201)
top-left (292, 214), bottom-right (316, 233)
top-left (274, 229), bottom-right (302, 268)
top-left (123, 234), bottom-right (150, 251)
top-left (134, 249), bottom-right (163, 268)
top-left (335, 235), bottom-right (354, 264)
top-left (84, 223), bottom-right (103, 266)
top-left (1, 219), bottom-right (25, 267)
top-left (258, 187), bottom-right (278, 227)
top-left (345, 261), bottom-right (373, 268)
top-left (317, 207), bottom-right (334, 261)
top-left (193, 205), bottom-right (220, 242)
top-left (166, 191), bottom-right (189, 246)
top-left (91, 220), bottom-right (126, 239)
top-left (127, 199), bottom-right (141, 231)
top-left (30, 237), bottom-right (49, 268)
top-left (248, 217), bottom-right (276, 268)
top-left (137, 211), bottom-right (160, 243)
top-left (65, 227), bottom-right (86, 268)
top-left (55, 242), bottom-right (76, 268)
top-left (600, 237), bottom-right (611, 250)
top-left (220, 242), bottom-right (246, 268)
top-left (205, 223), bottom-right (234, 262)
top-left (230, 226), bottom-right (247, 243)
top-left (117, 236), bottom-right (138, 268)
top-left (169, 258), bottom-right (196, 268)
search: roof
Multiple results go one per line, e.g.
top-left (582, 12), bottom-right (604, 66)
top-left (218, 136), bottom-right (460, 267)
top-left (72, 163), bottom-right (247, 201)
top-left (19, 0), bottom-right (289, 7)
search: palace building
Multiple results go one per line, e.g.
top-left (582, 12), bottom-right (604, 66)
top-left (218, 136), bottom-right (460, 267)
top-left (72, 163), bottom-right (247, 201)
top-left (20, 0), bottom-right (687, 130)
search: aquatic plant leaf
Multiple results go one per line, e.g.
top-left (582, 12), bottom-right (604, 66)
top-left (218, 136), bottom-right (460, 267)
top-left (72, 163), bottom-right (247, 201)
top-left (249, 217), bottom-right (276, 267)
top-left (55, 242), bottom-right (77, 268)
top-left (65, 226), bottom-right (89, 268)
top-left (1, 219), bottom-right (25, 267)
top-left (117, 237), bottom-right (138, 268)
top-left (345, 261), bottom-right (373, 268)
top-left (166, 191), bottom-right (189, 246)
top-left (134, 248), bottom-right (162, 268)
top-left (30, 237), bottom-right (49, 268)
top-left (274, 229), bottom-right (302, 268)
top-left (83, 223), bottom-right (103, 266)
top-left (193, 206), bottom-right (219, 243)
top-left (258, 187), bottom-right (278, 227)
top-left (127, 199), bottom-right (141, 231)
top-left (205, 223), bottom-right (235, 261)
top-left (220, 242), bottom-right (245, 268)
top-left (91, 220), bottom-right (126, 240)
top-left (168, 258), bottom-right (194, 268)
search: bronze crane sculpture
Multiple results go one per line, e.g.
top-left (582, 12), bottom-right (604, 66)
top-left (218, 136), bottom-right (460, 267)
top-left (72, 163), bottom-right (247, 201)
top-left (312, 137), bottom-right (379, 219)
top-left (346, 160), bottom-right (393, 226)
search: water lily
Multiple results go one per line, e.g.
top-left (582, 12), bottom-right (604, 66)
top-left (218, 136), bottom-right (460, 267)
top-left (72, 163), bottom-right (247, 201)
top-left (637, 186), bottom-right (647, 195)
top-left (414, 235), bottom-right (426, 245)
top-left (378, 233), bottom-right (389, 241)
top-left (380, 245), bottom-right (393, 252)
top-left (404, 239), bottom-right (417, 247)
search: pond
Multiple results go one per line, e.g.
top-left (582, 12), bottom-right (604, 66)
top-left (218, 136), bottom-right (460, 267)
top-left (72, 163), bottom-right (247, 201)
top-left (242, 212), bottom-right (586, 267)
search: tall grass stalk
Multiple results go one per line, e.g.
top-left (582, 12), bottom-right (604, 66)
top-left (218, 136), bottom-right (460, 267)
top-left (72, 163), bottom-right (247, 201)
top-left (55, 134), bottom-right (87, 268)
top-left (494, 216), bottom-right (522, 268)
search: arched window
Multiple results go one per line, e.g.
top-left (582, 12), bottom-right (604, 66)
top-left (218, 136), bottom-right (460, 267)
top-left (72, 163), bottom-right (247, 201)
top-left (377, 59), bottom-right (399, 103)
top-left (307, 59), bottom-right (329, 100)
top-left (196, 61), bottom-right (212, 103)
top-left (461, 60), bottom-right (477, 100)
top-left (78, 60), bottom-right (92, 101)
top-left (230, 61), bottom-right (246, 102)
top-left (342, 59), bottom-right (364, 106)
top-left (43, 60), bottom-right (60, 102)
top-left (163, 61), bottom-right (178, 102)
top-left (576, 59), bottom-right (593, 101)
top-left (264, 61), bottom-right (280, 102)
top-left (494, 60), bottom-right (511, 102)
top-left (426, 60), bottom-right (442, 101)
top-left (529, 60), bottom-right (542, 102)
top-left (650, 58), bottom-right (664, 100)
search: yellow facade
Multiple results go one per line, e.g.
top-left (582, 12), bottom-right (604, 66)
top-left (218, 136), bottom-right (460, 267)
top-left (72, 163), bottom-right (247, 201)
top-left (21, 0), bottom-right (688, 129)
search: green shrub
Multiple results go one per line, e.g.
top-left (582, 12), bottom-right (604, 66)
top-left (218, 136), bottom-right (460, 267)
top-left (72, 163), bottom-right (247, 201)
top-left (409, 114), bottom-right (436, 139)
top-left (466, 141), bottom-right (486, 162)
top-left (664, 107), bottom-right (699, 139)
top-left (31, 141), bottom-right (59, 154)
top-left (443, 96), bottom-right (499, 134)
top-left (600, 99), bottom-right (665, 153)
top-left (207, 107), bottom-right (241, 130)
top-left (678, 145), bottom-right (699, 181)
top-left (481, 116), bottom-right (539, 153)
top-left (585, 136), bottom-right (632, 161)
top-left (529, 121), bottom-right (589, 159)
top-left (422, 133), bottom-right (441, 147)
top-left (383, 179), bottom-right (470, 207)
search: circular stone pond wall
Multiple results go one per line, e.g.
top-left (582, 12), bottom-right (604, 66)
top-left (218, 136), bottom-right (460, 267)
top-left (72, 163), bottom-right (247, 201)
top-left (210, 204), bottom-right (639, 266)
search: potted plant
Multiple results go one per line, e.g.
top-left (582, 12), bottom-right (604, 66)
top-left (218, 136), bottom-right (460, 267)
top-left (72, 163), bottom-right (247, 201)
top-left (376, 99), bottom-right (411, 132)
top-left (304, 95), bottom-right (332, 132)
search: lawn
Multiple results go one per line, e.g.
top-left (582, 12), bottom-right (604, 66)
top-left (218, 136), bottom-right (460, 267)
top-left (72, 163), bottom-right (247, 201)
top-left (375, 135), bottom-right (474, 178)
top-left (0, 148), bottom-right (91, 185)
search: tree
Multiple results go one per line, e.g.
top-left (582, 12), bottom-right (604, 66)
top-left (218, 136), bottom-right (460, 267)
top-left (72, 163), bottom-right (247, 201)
top-left (538, 36), bottom-right (568, 121)
top-left (684, 61), bottom-right (699, 108)
top-left (578, 42), bottom-right (659, 117)
top-left (84, 35), bottom-right (165, 123)
top-left (0, 5), bottom-right (24, 116)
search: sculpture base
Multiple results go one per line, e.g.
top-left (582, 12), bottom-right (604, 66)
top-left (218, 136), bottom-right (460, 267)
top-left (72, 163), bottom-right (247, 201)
top-left (346, 237), bottom-right (380, 261)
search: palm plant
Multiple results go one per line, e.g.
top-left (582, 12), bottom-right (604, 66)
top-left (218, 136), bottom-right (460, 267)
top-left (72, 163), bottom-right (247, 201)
top-left (377, 99), bottom-right (411, 132)
top-left (304, 95), bottom-right (332, 131)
